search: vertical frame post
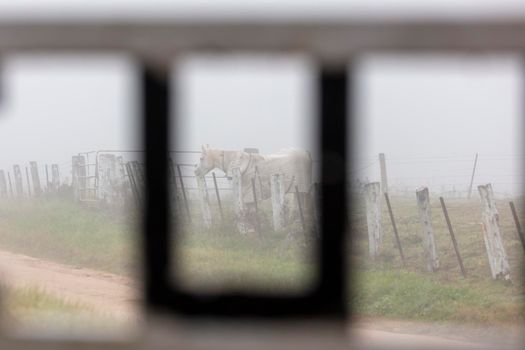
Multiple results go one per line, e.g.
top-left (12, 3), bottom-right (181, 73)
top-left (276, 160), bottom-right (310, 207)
top-left (143, 63), bottom-right (170, 308)
top-left (318, 65), bottom-right (347, 316)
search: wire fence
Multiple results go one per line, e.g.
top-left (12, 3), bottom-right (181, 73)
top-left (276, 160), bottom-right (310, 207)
top-left (1, 151), bottom-right (522, 200)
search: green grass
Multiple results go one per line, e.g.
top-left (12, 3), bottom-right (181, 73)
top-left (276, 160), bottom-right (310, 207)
top-left (351, 269), bottom-right (524, 324)
top-left (350, 194), bottom-right (525, 324)
top-left (171, 197), bottom-right (318, 293)
top-left (2, 285), bottom-right (129, 332)
top-left (0, 194), bottom-right (523, 325)
top-left (351, 195), bottom-right (525, 282)
top-left (0, 197), bottom-right (139, 275)
top-left (5, 285), bottom-right (92, 315)
top-left (175, 227), bottom-right (316, 294)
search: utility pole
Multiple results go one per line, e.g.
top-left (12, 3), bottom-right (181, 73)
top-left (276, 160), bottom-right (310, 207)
top-left (379, 153), bottom-right (388, 194)
top-left (467, 153), bottom-right (478, 199)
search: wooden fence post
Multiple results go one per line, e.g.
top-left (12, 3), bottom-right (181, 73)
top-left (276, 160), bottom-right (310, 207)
top-left (72, 156), bottom-right (80, 200)
top-left (125, 162), bottom-right (141, 207)
top-left (78, 156), bottom-right (87, 200)
top-left (51, 164), bottom-right (60, 192)
top-left (168, 158), bottom-right (178, 207)
top-left (132, 161), bottom-right (144, 184)
top-left (212, 172), bottom-right (224, 221)
top-left (295, 185), bottom-right (308, 243)
top-left (232, 167), bottom-right (247, 234)
top-left (416, 187), bottom-right (439, 272)
top-left (467, 153), bottom-right (478, 199)
top-left (13, 165), bottom-right (23, 198)
top-left (379, 153), bottom-right (388, 194)
top-left (439, 197), bottom-right (467, 278)
top-left (196, 175), bottom-right (212, 229)
top-left (30, 161), bottom-right (42, 196)
top-left (313, 182), bottom-right (321, 238)
top-left (364, 182), bottom-right (382, 259)
top-left (25, 167), bottom-right (32, 197)
top-left (99, 154), bottom-right (122, 203)
top-left (478, 184), bottom-right (511, 281)
top-left (509, 201), bottom-right (525, 255)
top-left (270, 174), bottom-right (285, 231)
top-left (384, 192), bottom-right (406, 266)
top-left (45, 164), bottom-right (50, 192)
top-left (0, 170), bottom-right (7, 198)
top-left (7, 172), bottom-right (14, 198)
top-left (176, 164), bottom-right (191, 223)
top-left (252, 177), bottom-right (261, 235)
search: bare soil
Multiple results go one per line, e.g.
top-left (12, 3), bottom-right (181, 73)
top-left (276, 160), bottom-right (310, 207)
top-left (0, 249), bottom-right (140, 322)
top-left (0, 249), bottom-right (522, 349)
top-left (351, 317), bottom-right (524, 350)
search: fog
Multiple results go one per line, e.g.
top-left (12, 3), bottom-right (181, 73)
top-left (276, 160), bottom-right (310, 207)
top-left (355, 54), bottom-right (523, 197)
top-left (0, 53), bottom-right (522, 196)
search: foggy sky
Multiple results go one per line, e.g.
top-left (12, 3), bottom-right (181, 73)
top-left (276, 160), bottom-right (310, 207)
top-left (0, 53), bottom-right (522, 195)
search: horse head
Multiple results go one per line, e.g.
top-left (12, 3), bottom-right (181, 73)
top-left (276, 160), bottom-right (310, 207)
top-left (194, 144), bottom-right (215, 177)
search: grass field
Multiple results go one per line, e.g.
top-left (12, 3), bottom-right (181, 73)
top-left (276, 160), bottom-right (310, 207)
top-left (350, 194), bottom-right (525, 325)
top-left (1, 285), bottom-right (108, 331)
top-left (0, 197), bottom-right (139, 276)
top-left (0, 194), bottom-right (523, 325)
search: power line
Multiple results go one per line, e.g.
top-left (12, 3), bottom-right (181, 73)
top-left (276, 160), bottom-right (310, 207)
top-left (350, 160), bottom-right (377, 174)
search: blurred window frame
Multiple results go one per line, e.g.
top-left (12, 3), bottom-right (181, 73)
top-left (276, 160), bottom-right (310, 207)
top-left (0, 18), bottom-right (523, 350)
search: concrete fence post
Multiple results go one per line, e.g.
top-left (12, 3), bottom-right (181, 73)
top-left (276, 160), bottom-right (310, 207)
top-left (196, 175), bottom-right (212, 229)
top-left (13, 165), bottom-right (24, 198)
top-left (212, 172), bottom-right (224, 221)
top-left (0, 170), bottom-right (7, 198)
top-left (270, 173), bottom-right (285, 231)
top-left (72, 156), bottom-right (81, 201)
top-left (364, 182), bottom-right (382, 259)
top-left (379, 153), bottom-right (388, 194)
top-left (478, 184), bottom-right (511, 281)
top-left (7, 172), bottom-right (14, 198)
top-left (231, 167), bottom-right (247, 234)
top-left (51, 164), bottom-right (61, 192)
top-left (29, 161), bottom-right (42, 196)
top-left (25, 167), bottom-right (32, 197)
top-left (416, 187), bottom-right (439, 272)
top-left (98, 154), bottom-right (117, 203)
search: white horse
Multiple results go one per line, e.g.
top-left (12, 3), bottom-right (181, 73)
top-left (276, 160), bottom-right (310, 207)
top-left (195, 145), bottom-right (312, 203)
top-left (195, 145), bottom-right (313, 234)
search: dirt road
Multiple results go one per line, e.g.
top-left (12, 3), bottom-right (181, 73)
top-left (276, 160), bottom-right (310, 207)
top-left (0, 249), bottom-right (139, 322)
top-left (0, 249), bottom-right (521, 349)
top-left (351, 318), bottom-right (523, 350)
